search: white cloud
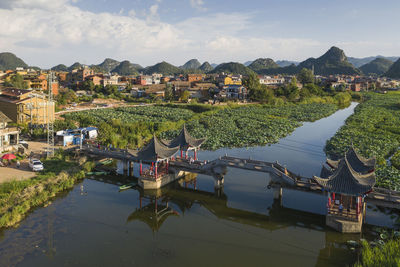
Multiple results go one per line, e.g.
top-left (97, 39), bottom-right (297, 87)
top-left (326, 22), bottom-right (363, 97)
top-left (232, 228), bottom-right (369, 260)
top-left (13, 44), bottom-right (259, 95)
top-left (190, 0), bottom-right (207, 11)
top-left (0, 1), bottom-right (187, 66)
top-left (2, 0), bottom-right (395, 68)
top-left (0, 0), bottom-right (70, 10)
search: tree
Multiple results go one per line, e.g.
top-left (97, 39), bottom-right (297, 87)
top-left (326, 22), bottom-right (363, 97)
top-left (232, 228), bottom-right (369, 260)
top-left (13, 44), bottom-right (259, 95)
top-left (252, 85), bottom-right (274, 103)
top-left (80, 80), bottom-right (95, 94)
top-left (180, 90), bottom-right (190, 103)
top-left (243, 72), bottom-right (261, 93)
top-left (56, 88), bottom-right (77, 105)
top-left (4, 73), bottom-right (28, 89)
top-left (164, 83), bottom-right (174, 101)
top-left (284, 77), bottom-right (300, 101)
top-left (297, 68), bottom-right (314, 85)
top-left (369, 83), bottom-right (377, 91)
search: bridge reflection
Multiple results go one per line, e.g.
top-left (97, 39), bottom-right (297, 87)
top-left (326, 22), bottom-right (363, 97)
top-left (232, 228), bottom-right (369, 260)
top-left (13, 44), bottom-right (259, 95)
top-left (87, 173), bottom-right (327, 233)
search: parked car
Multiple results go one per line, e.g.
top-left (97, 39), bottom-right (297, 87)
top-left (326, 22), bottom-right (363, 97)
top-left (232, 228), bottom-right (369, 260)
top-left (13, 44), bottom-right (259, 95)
top-left (29, 159), bottom-right (44, 172)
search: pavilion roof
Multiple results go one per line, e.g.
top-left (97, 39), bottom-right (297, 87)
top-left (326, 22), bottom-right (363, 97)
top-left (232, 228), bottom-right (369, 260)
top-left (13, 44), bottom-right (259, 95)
top-left (320, 164), bottom-right (334, 178)
top-left (313, 156), bottom-right (375, 196)
top-left (163, 125), bottom-right (206, 149)
top-left (129, 135), bottom-right (179, 162)
top-left (326, 147), bottom-right (376, 173)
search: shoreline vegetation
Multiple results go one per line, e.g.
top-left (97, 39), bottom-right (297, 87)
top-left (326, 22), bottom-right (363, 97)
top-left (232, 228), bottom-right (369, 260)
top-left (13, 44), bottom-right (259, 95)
top-left (325, 92), bottom-right (400, 190)
top-left (0, 150), bottom-right (89, 228)
top-left (355, 235), bottom-right (400, 266)
top-left (61, 93), bottom-right (353, 151)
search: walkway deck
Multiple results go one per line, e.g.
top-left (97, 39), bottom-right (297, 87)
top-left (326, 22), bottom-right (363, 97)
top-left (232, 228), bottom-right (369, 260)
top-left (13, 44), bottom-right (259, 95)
top-left (79, 145), bottom-right (400, 208)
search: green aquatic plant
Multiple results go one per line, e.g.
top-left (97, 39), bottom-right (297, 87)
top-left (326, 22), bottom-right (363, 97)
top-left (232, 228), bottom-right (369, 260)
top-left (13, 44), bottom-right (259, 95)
top-left (326, 92), bottom-right (400, 190)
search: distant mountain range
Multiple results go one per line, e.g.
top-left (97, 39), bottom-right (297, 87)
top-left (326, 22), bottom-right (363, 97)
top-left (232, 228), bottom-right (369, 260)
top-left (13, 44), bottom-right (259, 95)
top-left (98, 58), bottom-right (122, 73)
top-left (0, 52), bottom-right (28, 70)
top-left (385, 58), bottom-right (400, 79)
top-left (143, 61), bottom-right (182, 76)
top-left (276, 60), bottom-right (299, 67)
top-left (348, 56), bottom-right (399, 68)
top-left (180, 59), bottom-right (201, 70)
top-left (210, 62), bottom-right (255, 76)
top-left (199, 62), bottom-right (213, 73)
top-left (2, 50), bottom-right (400, 77)
top-left (248, 58), bottom-right (279, 73)
top-left (243, 47), bottom-right (361, 76)
top-left (359, 58), bottom-right (394, 76)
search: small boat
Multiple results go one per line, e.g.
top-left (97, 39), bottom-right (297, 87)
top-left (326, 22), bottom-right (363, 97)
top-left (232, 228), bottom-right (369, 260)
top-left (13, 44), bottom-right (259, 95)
top-left (119, 182), bottom-right (137, 190)
top-left (346, 240), bottom-right (358, 247)
top-left (98, 159), bottom-right (113, 165)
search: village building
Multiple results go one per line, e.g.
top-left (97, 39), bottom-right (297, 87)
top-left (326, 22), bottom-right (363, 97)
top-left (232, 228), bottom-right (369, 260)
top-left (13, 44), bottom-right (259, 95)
top-left (259, 75), bottom-right (285, 86)
top-left (0, 111), bottom-right (20, 153)
top-left (152, 73), bottom-right (162, 84)
top-left (0, 88), bottom-right (55, 125)
top-left (102, 74), bottom-right (120, 86)
top-left (85, 74), bottom-right (103, 86)
top-left (226, 85), bottom-right (247, 99)
top-left (187, 74), bottom-right (204, 83)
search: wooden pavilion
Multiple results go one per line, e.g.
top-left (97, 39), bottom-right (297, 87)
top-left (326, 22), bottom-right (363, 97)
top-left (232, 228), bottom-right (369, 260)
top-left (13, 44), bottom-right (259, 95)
top-left (162, 125), bottom-right (206, 160)
top-left (314, 154), bottom-right (376, 233)
top-left (129, 135), bottom-right (180, 180)
top-left (326, 147), bottom-right (376, 174)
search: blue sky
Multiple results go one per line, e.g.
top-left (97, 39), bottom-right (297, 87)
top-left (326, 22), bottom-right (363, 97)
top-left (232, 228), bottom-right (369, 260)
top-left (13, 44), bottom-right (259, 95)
top-left (0, 0), bottom-right (399, 68)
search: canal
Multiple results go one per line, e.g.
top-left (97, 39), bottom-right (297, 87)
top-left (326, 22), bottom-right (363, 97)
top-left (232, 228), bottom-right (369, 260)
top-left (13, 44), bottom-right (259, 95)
top-left (0, 102), bottom-right (398, 266)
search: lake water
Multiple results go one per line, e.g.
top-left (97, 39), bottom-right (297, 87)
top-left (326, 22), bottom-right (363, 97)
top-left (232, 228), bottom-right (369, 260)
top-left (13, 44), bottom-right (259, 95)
top-left (0, 102), bottom-right (398, 267)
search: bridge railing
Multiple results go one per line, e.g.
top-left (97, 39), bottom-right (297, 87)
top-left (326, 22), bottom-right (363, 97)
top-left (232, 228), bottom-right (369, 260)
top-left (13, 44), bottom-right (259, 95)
top-left (373, 187), bottom-right (400, 197)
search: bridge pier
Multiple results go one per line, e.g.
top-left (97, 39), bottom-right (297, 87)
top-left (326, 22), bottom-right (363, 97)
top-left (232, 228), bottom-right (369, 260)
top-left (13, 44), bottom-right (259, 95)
top-left (123, 160), bottom-right (128, 175)
top-left (129, 161), bottom-right (134, 176)
top-left (214, 176), bottom-right (224, 189)
top-left (273, 186), bottom-right (283, 206)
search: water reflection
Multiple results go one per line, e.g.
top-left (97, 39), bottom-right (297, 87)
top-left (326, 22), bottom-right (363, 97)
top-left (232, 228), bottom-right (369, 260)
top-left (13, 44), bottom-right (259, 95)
top-left (0, 102), bottom-right (399, 267)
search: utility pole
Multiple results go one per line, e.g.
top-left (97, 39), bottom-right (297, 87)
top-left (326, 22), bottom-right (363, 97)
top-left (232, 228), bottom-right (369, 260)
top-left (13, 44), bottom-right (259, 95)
top-left (47, 72), bottom-right (55, 158)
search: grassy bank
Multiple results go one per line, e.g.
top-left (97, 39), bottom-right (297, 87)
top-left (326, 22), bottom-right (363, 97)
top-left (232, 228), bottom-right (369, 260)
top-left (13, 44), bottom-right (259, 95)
top-left (0, 151), bottom-right (86, 228)
top-left (355, 237), bottom-right (400, 266)
top-left (325, 92), bottom-right (400, 190)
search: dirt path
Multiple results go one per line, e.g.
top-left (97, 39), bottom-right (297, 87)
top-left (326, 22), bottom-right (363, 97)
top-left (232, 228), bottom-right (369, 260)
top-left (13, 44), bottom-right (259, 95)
top-left (0, 161), bottom-right (36, 183)
top-left (0, 141), bottom-right (50, 184)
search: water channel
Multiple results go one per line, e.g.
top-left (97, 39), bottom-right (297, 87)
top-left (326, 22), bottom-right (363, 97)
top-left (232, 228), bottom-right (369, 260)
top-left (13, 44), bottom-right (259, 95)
top-left (0, 102), bottom-right (399, 266)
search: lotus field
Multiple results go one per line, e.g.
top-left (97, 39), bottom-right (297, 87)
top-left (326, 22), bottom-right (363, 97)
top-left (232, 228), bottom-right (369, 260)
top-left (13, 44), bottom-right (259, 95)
top-left (325, 92), bottom-right (400, 190)
top-left (62, 103), bottom-right (338, 150)
top-left (161, 103), bottom-right (338, 150)
top-left (63, 106), bottom-right (195, 125)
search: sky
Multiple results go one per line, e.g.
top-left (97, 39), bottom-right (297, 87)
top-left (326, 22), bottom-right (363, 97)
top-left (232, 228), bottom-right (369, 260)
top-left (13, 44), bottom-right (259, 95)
top-left (0, 0), bottom-right (399, 68)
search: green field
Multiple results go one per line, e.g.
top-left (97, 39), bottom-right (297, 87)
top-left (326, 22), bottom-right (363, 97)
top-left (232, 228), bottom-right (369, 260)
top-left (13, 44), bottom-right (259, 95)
top-left (326, 92), bottom-right (400, 190)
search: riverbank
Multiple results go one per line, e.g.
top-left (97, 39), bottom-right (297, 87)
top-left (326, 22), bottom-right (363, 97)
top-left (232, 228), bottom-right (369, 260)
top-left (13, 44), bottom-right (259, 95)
top-left (325, 92), bottom-right (400, 190)
top-left (0, 151), bottom-right (86, 228)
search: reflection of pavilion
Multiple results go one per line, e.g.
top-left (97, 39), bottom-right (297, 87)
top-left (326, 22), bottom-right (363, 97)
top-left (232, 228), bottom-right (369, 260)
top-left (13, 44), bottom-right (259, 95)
top-left (126, 174), bottom-right (326, 233)
top-left (127, 198), bottom-right (179, 232)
